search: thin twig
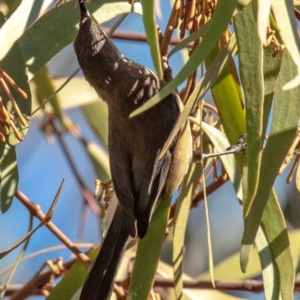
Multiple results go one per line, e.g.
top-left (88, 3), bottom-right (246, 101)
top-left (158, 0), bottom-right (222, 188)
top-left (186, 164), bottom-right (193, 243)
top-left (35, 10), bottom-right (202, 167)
top-left (50, 119), bottom-right (101, 215)
top-left (15, 190), bottom-right (90, 266)
top-left (0, 243), bottom-right (93, 278)
top-left (6, 276), bottom-right (300, 297)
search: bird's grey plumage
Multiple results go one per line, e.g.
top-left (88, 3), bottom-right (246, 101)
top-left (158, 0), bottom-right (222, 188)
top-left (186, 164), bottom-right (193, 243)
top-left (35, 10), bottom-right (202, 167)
top-left (74, 0), bottom-right (192, 299)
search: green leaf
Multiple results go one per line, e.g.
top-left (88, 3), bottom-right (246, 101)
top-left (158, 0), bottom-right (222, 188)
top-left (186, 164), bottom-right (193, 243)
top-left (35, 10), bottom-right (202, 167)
top-left (260, 191), bottom-right (294, 300)
top-left (0, 144), bottom-right (18, 212)
top-left (255, 224), bottom-right (280, 300)
top-left (80, 139), bottom-right (111, 182)
top-left (81, 101), bottom-right (109, 148)
top-left (172, 163), bottom-right (202, 299)
top-left (261, 45), bottom-right (282, 139)
top-left (141, 0), bottom-right (162, 78)
top-left (202, 123), bottom-right (292, 300)
top-left (201, 122), bottom-right (243, 203)
top-left (158, 35), bottom-right (238, 161)
top-left (46, 249), bottom-right (99, 300)
top-left (130, 0), bottom-right (239, 117)
top-left (168, 22), bottom-right (209, 58)
top-left (241, 50), bottom-right (297, 300)
top-left (33, 66), bottom-right (64, 124)
top-left (127, 194), bottom-right (171, 300)
top-left (0, 12), bottom-right (31, 146)
top-left (272, 0), bottom-right (300, 90)
top-left (234, 2), bottom-right (264, 217)
top-left (19, 1), bottom-right (142, 80)
top-left (255, 0), bottom-right (271, 44)
top-left (204, 43), bottom-right (245, 166)
top-left (235, 11), bottom-right (282, 274)
top-left (0, 0), bottom-right (50, 61)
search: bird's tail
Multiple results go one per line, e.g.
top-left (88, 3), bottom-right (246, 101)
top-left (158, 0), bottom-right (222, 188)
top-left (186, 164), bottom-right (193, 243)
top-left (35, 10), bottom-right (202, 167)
top-left (80, 206), bottom-right (129, 300)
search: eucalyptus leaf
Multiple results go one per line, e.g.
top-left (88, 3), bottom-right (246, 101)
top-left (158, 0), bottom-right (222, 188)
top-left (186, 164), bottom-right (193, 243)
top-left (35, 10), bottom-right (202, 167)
top-left (0, 12), bottom-right (31, 146)
top-left (272, 0), bottom-right (300, 90)
top-left (234, 2), bottom-right (264, 219)
top-left (158, 35), bottom-right (237, 161)
top-left (127, 194), bottom-right (171, 300)
top-left (47, 249), bottom-right (99, 300)
top-left (19, 1), bottom-right (142, 80)
top-left (173, 163), bottom-right (202, 299)
top-left (130, 0), bottom-right (239, 118)
top-left (0, 0), bottom-right (51, 61)
top-left (141, 0), bottom-right (162, 78)
top-left (81, 101), bottom-right (109, 148)
top-left (0, 144), bottom-right (18, 212)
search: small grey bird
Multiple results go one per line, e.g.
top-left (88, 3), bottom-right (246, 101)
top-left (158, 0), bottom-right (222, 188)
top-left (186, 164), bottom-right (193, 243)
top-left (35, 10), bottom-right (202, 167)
top-left (74, 1), bottom-right (192, 299)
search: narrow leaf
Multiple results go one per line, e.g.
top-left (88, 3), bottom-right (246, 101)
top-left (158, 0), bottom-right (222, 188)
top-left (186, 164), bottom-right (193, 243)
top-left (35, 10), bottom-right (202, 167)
top-left (260, 191), bottom-right (294, 300)
top-left (173, 163), bottom-right (202, 299)
top-left (204, 42), bottom-right (245, 162)
top-left (272, 0), bottom-right (300, 90)
top-left (0, 144), bottom-right (18, 212)
top-left (0, 13), bottom-right (31, 146)
top-left (0, 0), bottom-right (50, 61)
top-left (202, 123), bottom-right (291, 300)
top-left (256, 0), bottom-right (272, 44)
top-left (19, 1), bottom-right (142, 80)
top-left (47, 249), bottom-right (99, 300)
top-left (80, 138), bottom-right (110, 182)
top-left (241, 50), bottom-right (298, 299)
top-left (169, 23), bottom-right (209, 57)
top-left (158, 35), bottom-right (237, 160)
top-left (127, 194), bottom-right (171, 300)
top-left (81, 101), bottom-right (109, 148)
top-left (33, 66), bottom-right (64, 124)
top-left (142, 0), bottom-right (162, 77)
top-left (234, 2), bottom-right (264, 217)
top-left (130, 0), bottom-right (239, 117)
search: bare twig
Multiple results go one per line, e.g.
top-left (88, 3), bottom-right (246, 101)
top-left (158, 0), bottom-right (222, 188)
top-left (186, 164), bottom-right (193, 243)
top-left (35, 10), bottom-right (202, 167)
top-left (169, 174), bottom-right (228, 219)
top-left (6, 276), bottom-right (300, 297)
top-left (49, 119), bottom-right (101, 216)
top-left (15, 190), bottom-right (90, 266)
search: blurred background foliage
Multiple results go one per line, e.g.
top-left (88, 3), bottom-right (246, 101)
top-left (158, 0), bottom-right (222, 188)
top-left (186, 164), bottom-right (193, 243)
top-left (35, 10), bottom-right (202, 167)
top-left (0, 0), bottom-right (300, 299)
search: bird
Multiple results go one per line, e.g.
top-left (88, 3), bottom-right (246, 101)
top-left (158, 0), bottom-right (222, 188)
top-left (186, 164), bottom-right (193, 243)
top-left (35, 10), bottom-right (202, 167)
top-left (74, 0), bottom-right (192, 299)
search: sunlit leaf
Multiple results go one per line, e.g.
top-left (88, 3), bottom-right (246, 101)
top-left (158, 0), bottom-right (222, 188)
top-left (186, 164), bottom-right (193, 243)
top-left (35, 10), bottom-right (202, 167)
top-left (158, 35), bottom-right (237, 160)
top-left (256, 0), bottom-right (272, 44)
top-left (234, 2), bottom-right (264, 217)
top-left (80, 138), bottom-right (110, 182)
top-left (0, 12), bottom-right (31, 146)
top-left (272, 0), bottom-right (300, 90)
top-left (19, 1), bottom-right (142, 80)
top-left (130, 0), bottom-right (239, 117)
top-left (204, 42), bottom-right (245, 164)
top-left (172, 163), bottom-right (202, 299)
top-left (169, 23), bottom-right (209, 58)
top-left (241, 50), bottom-right (297, 300)
top-left (142, 0), bottom-right (162, 78)
top-left (0, 144), bottom-right (18, 212)
top-left (0, 0), bottom-right (51, 61)
top-left (81, 101), bottom-right (109, 148)
top-left (33, 66), bottom-right (64, 124)
top-left (261, 44), bottom-right (283, 138)
top-left (47, 249), bottom-right (99, 300)
top-left (202, 123), bottom-right (292, 300)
